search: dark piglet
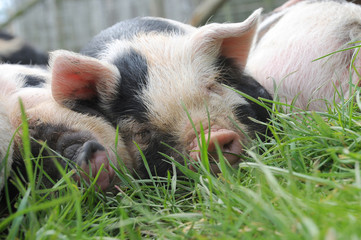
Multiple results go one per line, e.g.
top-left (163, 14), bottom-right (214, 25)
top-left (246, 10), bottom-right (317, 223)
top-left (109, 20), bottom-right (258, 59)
top-left (0, 31), bottom-right (48, 65)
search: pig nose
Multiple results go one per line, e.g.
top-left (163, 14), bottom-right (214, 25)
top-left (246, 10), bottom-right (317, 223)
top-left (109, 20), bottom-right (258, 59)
top-left (189, 129), bottom-right (243, 171)
top-left (77, 140), bottom-right (105, 164)
top-left (207, 130), bottom-right (242, 158)
top-left (74, 140), bottom-right (115, 191)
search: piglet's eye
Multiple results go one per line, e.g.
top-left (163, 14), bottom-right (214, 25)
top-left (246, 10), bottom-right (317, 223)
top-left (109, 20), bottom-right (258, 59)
top-left (134, 130), bottom-right (152, 144)
top-left (206, 83), bottom-right (222, 95)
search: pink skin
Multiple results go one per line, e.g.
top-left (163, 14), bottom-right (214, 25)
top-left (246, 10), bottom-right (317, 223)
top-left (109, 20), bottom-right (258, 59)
top-left (74, 149), bottom-right (116, 191)
top-left (189, 126), bottom-right (243, 172)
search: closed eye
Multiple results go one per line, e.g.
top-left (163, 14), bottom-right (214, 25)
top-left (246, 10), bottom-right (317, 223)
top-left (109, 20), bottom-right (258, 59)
top-left (134, 129), bottom-right (152, 144)
top-left (206, 82), bottom-right (223, 95)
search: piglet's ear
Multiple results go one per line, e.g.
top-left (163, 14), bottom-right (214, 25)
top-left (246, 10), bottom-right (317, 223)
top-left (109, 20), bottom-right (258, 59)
top-left (49, 50), bottom-right (120, 107)
top-left (190, 8), bottom-right (261, 68)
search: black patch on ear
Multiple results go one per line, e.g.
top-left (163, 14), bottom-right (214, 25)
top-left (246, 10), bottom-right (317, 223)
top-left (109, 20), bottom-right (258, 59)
top-left (107, 48), bottom-right (149, 124)
top-left (22, 75), bottom-right (46, 87)
top-left (64, 49), bottom-right (150, 123)
top-left (81, 17), bottom-right (186, 58)
top-left (216, 57), bottom-right (272, 137)
top-left (70, 99), bottom-right (107, 119)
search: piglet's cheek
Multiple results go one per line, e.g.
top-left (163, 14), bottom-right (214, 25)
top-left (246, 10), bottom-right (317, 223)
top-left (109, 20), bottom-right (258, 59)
top-left (9, 88), bottom-right (51, 110)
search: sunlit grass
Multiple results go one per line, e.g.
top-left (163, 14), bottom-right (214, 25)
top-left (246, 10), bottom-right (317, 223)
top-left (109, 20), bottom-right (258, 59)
top-left (2, 47), bottom-right (361, 239)
top-left (2, 92), bottom-right (361, 239)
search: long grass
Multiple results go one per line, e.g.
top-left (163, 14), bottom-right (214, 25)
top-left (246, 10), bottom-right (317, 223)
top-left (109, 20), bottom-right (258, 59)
top-left (2, 94), bottom-right (361, 240)
top-left (2, 56), bottom-right (361, 239)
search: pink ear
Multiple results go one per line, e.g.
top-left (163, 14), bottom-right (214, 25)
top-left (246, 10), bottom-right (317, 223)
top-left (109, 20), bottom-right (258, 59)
top-left (190, 8), bottom-right (261, 68)
top-left (50, 50), bottom-right (120, 106)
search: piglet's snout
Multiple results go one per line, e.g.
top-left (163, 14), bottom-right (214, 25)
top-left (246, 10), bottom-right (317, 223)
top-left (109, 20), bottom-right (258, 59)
top-left (189, 128), bottom-right (243, 171)
top-left (75, 141), bottom-right (115, 191)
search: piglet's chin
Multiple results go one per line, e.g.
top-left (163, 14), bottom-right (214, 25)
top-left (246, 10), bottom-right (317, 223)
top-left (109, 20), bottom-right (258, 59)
top-left (188, 127), bottom-right (243, 172)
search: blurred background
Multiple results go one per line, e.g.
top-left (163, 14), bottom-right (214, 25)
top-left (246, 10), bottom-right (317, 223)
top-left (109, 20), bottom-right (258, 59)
top-left (0, 0), bottom-right (285, 52)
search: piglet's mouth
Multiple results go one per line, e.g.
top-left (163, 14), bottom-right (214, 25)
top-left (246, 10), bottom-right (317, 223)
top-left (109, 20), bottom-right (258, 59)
top-left (188, 127), bottom-right (243, 172)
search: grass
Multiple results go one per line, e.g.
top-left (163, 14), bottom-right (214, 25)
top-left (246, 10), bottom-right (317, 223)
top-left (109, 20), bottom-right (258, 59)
top-left (2, 56), bottom-right (361, 239)
top-left (2, 96), bottom-right (361, 240)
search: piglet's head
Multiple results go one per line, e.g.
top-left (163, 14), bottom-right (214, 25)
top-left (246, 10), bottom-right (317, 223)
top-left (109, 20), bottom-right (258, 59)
top-left (49, 9), bottom-right (270, 177)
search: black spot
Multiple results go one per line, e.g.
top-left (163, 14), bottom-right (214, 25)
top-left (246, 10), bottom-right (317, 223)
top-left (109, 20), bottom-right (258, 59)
top-left (106, 48), bottom-right (149, 124)
top-left (0, 45), bottom-right (48, 65)
top-left (119, 122), bottom-right (183, 177)
top-left (215, 57), bottom-right (272, 137)
top-left (22, 75), bottom-right (46, 87)
top-left (137, 132), bottom-right (180, 177)
top-left (8, 124), bottom-right (76, 199)
top-left (70, 99), bottom-right (107, 119)
top-left (0, 177), bottom-right (19, 215)
top-left (13, 123), bottom-right (93, 175)
top-left (66, 49), bottom-right (149, 123)
top-left (4, 123), bottom-right (100, 212)
top-left (81, 17), bottom-right (186, 58)
top-left (12, 122), bottom-right (101, 185)
top-left (0, 31), bottom-right (14, 40)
